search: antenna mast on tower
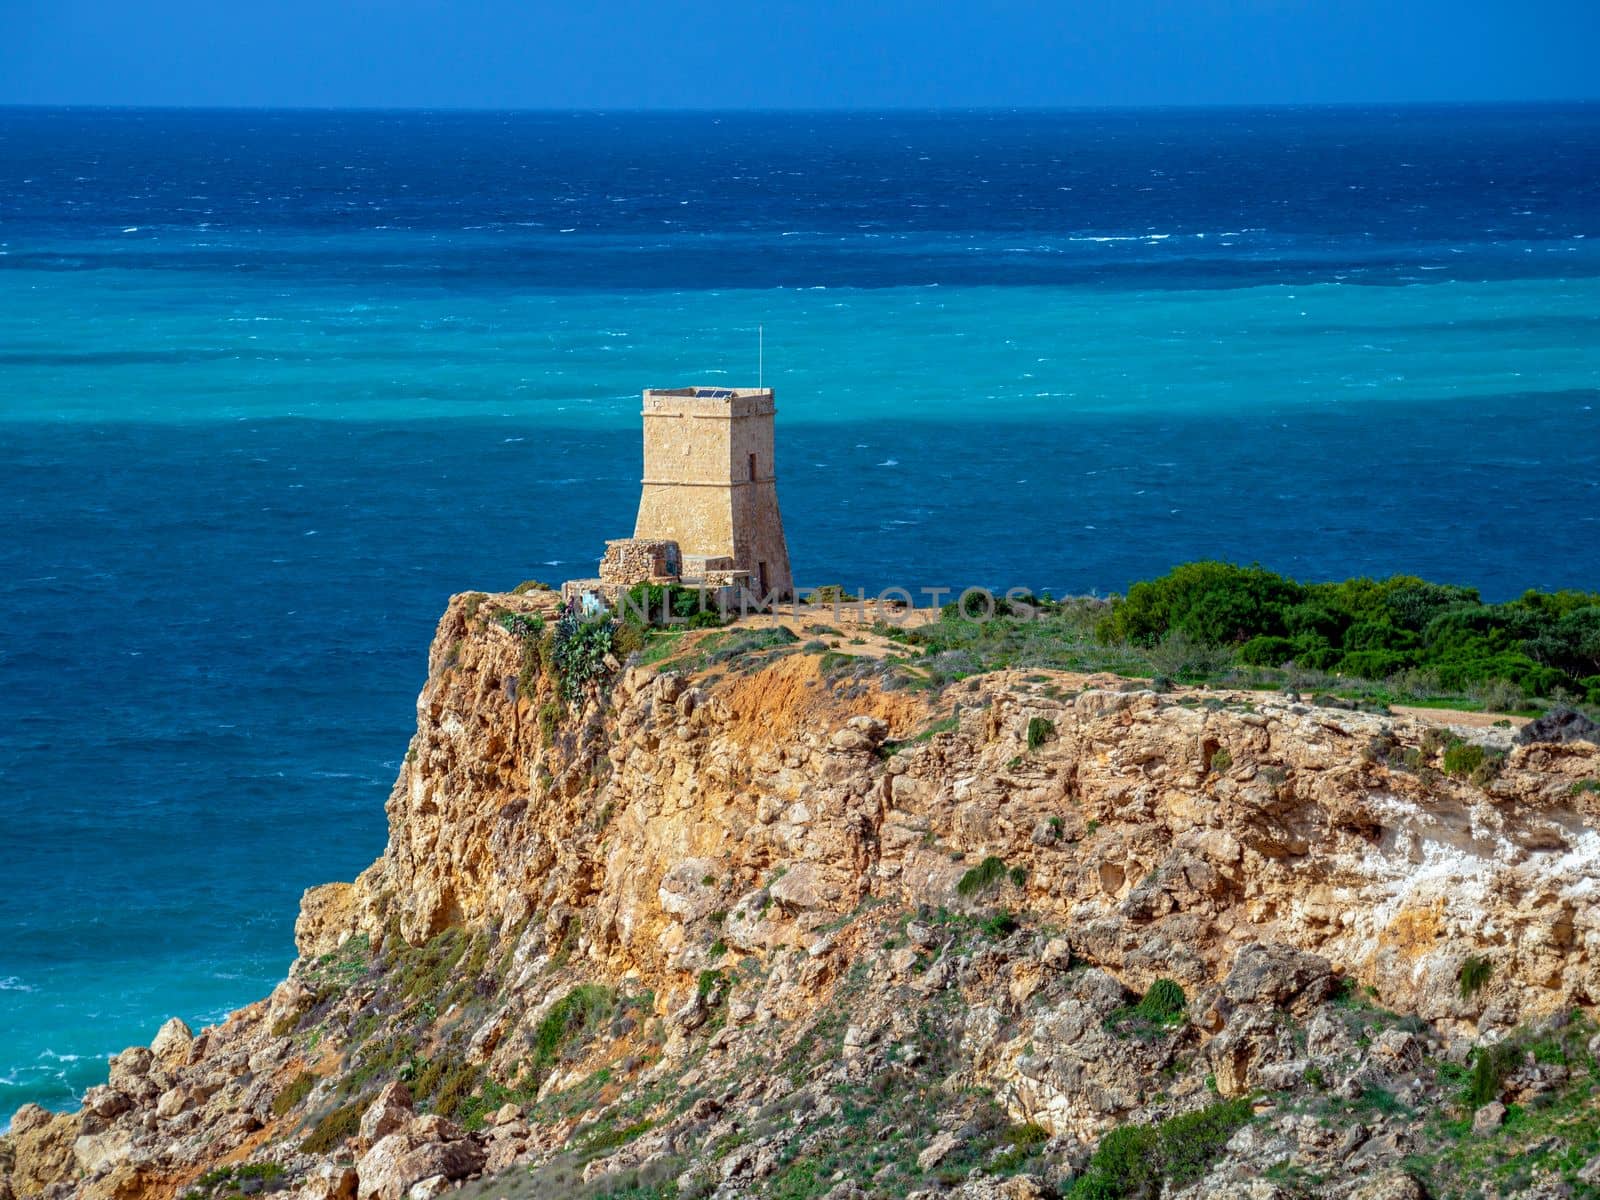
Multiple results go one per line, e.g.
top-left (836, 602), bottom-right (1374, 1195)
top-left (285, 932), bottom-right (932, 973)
top-left (758, 324), bottom-right (764, 388)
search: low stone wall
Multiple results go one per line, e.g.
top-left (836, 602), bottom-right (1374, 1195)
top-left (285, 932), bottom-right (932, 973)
top-left (598, 538), bottom-right (681, 585)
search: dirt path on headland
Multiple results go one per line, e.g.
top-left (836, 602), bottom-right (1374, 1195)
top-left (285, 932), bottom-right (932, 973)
top-left (1390, 705), bottom-right (1529, 729)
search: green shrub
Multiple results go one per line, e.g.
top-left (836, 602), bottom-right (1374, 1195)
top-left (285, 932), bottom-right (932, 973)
top-left (696, 969), bottom-right (724, 1001)
top-left (1238, 635), bottom-right (1297, 667)
top-left (957, 856), bottom-right (1010, 897)
top-left (704, 626), bottom-right (800, 666)
top-left (1070, 1123), bottom-right (1159, 1199)
top-left (1104, 561), bottom-right (1305, 647)
top-left (1071, 1099), bottom-right (1251, 1198)
top-left (621, 583), bottom-right (724, 630)
top-left (1476, 679), bottom-right (1525, 713)
top-left (1338, 649), bottom-right (1413, 679)
top-left (426, 1060), bottom-right (481, 1118)
top-left (270, 1070), bottom-right (315, 1117)
top-left (611, 620), bottom-right (648, 658)
top-left (300, 1098), bottom-right (364, 1154)
top-left (1442, 740), bottom-right (1486, 779)
top-left (1158, 1098), bottom-right (1253, 1187)
top-left (989, 1121), bottom-right (1050, 1172)
top-left (498, 611), bottom-right (546, 639)
top-left (499, 611), bottom-right (549, 700)
top-left (512, 579), bottom-right (553, 594)
top-left (1004, 1121), bottom-right (1049, 1151)
top-left (1026, 716), bottom-right (1055, 750)
top-left (551, 612), bottom-right (618, 706)
top-left (1462, 1040), bottom-right (1520, 1109)
top-left (979, 909), bottom-right (1019, 938)
top-left (1095, 562), bottom-right (1600, 700)
top-left (1144, 629), bottom-right (1235, 679)
top-left (1136, 978), bottom-right (1187, 1023)
top-left (1459, 954), bottom-right (1493, 999)
top-left (538, 700), bottom-right (563, 747)
top-left (1209, 747), bottom-right (1233, 774)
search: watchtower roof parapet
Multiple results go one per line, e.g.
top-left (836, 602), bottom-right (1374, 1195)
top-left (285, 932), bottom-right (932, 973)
top-left (643, 387), bottom-right (775, 419)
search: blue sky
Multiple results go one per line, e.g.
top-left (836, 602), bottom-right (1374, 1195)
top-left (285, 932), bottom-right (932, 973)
top-left (1, 0), bottom-right (1595, 109)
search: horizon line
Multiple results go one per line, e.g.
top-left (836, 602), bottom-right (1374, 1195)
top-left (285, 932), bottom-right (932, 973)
top-left (2, 97), bottom-right (1597, 117)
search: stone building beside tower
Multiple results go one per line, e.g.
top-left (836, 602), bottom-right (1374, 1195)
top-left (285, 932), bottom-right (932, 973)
top-left (562, 386), bottom-right (793, 607)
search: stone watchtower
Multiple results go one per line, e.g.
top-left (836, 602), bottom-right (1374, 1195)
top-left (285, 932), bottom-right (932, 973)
top-left (632, 387), bottom-right (793, 600)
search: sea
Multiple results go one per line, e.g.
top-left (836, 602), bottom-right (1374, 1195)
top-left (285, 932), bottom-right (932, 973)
top-left (1, 105), bottom-right (1597, 1115)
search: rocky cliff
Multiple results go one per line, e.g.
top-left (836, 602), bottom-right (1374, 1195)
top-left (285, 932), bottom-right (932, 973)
top-left (7, 590), bottom-right (1600, 1200)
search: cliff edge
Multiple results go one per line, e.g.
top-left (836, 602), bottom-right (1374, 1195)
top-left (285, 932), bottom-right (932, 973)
top-left (7, 589), bottom-right (1600, 1200)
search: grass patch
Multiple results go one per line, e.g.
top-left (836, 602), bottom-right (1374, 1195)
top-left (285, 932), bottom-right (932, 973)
top-left (1406, 1014), bottom-right (1600, 1198)
top-left (184, 1163), bottom-right (286, 1200)
top-left (270, 1071), bottom-right (315, 1117)
top-left (531, 985), bottom-right (618, 1084)
top-left (299, 1098), bottom-right (364, 1154)
top-left (298, 933), bottom-right (373, 1009)
top-left (1458, 954), bottom-right (1493, 1000)
top-left (1026, 715), bottom-right (1055, 750)
top-left (956, 856), bottom-right (1011, 898)
top-left (978, 908), bottom-right (1019, 938)
top-left (1462, 1040), bottom-right (1521, 1109)
top-left (879, 714), bottom-right (958, 756)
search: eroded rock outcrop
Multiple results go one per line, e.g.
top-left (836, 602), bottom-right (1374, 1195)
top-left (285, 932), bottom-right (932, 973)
top-left (8, 589), bottom-right (1599, 1200)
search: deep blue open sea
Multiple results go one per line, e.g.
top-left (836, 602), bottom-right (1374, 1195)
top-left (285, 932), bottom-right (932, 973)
top-left (2, 106), bottom-right (1598, 1115)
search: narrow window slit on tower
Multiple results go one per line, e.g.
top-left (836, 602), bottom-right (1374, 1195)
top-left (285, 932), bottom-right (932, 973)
top-left (749, 452), bottom-right (758, 481)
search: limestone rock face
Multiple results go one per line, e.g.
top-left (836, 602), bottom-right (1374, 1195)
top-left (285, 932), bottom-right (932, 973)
top-left (148, 1020), bottom-right (193, 1070)
top-left (7, 588), bottom-right (1600, 1200)
top-left (1221, 943), bottom-right (1336, 1014)
top-left (6, 1108), bottom-right (82, 1198)
top-left (71, 1129), bottom-right (133, 1178)
top-left (346, 598), bottom-right (1600, 1030)
top-left (354, 1118), bottom-right (485, 1200)
top-left (358, 1083), bottom-right (414, 1149)
top-left (1348, 1175), bottom-right (1426, 1200)
top-left (295, 884), bottom-right (361, 960)
top-left (301, 1164), bottom-right (357, 1200)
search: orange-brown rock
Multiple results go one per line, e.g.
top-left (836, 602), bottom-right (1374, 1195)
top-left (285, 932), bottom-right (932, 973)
top-left (7, 589), bottom-right (1598, 1200)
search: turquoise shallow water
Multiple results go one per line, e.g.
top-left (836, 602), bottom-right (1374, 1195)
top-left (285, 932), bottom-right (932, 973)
top-left (1, 106), bottom-right (1598, 1114)
top-left (5, 272), bottom-right (1600, 425)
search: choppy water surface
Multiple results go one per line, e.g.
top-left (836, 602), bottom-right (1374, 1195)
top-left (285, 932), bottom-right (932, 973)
top-left (1, 106), bottom-right (1597, 1111)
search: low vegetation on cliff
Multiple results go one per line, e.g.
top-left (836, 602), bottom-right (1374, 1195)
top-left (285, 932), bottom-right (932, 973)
top-left (900, 561), bottom-right (1600, 716)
